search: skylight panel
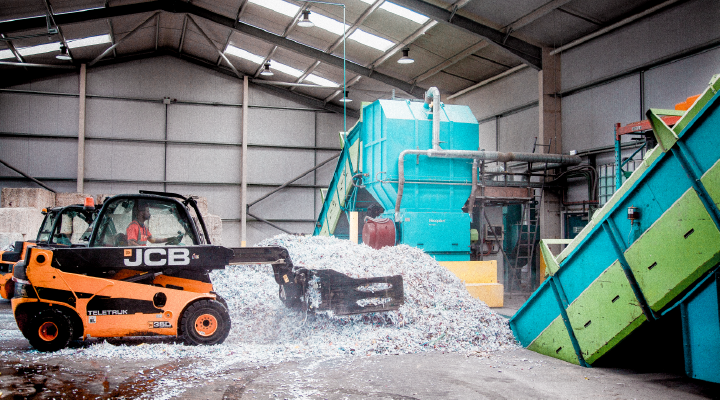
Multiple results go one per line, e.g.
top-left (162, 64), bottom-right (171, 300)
top-left (309, 12), bottom-right (395, 52)
top-left (0, 34), bottom-right (113, 59)
top-left (247, 0), bottom-right (300, 18)
top-left (67, 34), bottom-right (111, 48)
top-left (225, 45), bottom-right (265, 64)
top-left (359, 0), bottom-right (429, 24)
top-left (270, 60), bottom-right (303, 77)
top-left (304, 74), bottom-right (339, 87)
top-left (350, 29), bottom-right (394, 51)
top-left (311, 13), bottom-right (348, 36)
top-left (57, 6), bottom-right (104, 15)
top-left (0, 49), bottom-right (14, 60)
top-left (18, 42), bottom-right (61, 57)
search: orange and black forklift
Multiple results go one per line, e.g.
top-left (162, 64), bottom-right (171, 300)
top-left (10, 191), bottom-right (403, 351)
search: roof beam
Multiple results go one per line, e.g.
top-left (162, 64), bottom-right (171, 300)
top-left (0, 0), bottom-right (425, 98)
top-left (504, 0), bottom-right (574, 33)
top-left (89, 11), bottom-right (160, 66)
top-left (390, 0), bottom-right (542, 69)
top-left (413, 41), bottom-right (488, 83)
top-left (187, 15), bottom-right (242, 79)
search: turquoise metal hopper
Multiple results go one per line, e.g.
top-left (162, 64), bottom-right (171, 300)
top-left (360, 99), bottom-right (479, 213)
top-left (314, 95), bottom-right (480, 261)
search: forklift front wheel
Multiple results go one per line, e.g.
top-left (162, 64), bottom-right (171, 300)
top-left (179, 299), bottom-right (231, 346)
top-left (24, 308), bottom-right (74, 352)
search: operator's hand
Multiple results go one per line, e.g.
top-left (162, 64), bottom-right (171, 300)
top-left (165, 232), bottom-right (183, 245)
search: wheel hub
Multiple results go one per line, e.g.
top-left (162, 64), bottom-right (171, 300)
top-left (194, 314), bottom-right (218, 336)
top-left (38, 321), bottom-right (59, 341)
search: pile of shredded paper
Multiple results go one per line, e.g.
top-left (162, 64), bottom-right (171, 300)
top-left (3, 235), bottom-right (517, 363)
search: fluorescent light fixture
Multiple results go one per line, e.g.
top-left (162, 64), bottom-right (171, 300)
top-left (225, 45), bottom-right (265, 64)
top-left (0, 49), bottom-right (14, 60)
top-left (269, 60), bottom-right (303, 77)
top-left (247, 0), bottom-right (299, 18)
top-left (305, 74), bottom-right (339, 87)
top-left (67, 34), bottom-right (111, 48)
top-left (298, 10), bottom-right (314, 28)
top-left (350, 29), bottom-right (394, 52)
top-left (359, 0), bottom-right (429, 24)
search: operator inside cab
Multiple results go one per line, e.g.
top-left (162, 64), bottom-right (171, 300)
top-left (127, 202), bottom-right (178, 246)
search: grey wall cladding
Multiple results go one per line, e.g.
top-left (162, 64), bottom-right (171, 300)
top-left (561, 0), bottom-right (720, 91)
top-left (0, 56), bottom-right (348, 246)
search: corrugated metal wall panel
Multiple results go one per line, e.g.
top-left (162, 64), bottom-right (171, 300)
top-left (498, 107), bottom-right (539, 153)
top-left (86, 98), bottom-right (165, 139)
top-left (561, 75), bottom-right (640, 153)
top-left (561, 0), bottom-right (720, 91)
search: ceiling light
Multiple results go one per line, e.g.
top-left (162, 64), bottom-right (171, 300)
top-left (298, 10), bottom-right (314, 28)
top-left (398, 48), bottom-right (414, 64)
top-left (56, 45), bottom-right (72, 60)
top-left (339, 90), bottom-right (352, 102)
top-left (260, 62), bottom-right (273, 76)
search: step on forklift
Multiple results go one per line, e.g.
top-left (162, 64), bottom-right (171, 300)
top-left (10, 191), bottom-right (403, 351)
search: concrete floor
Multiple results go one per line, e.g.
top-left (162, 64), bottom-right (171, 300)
top-left (1, 297), bottom-right (719, 399)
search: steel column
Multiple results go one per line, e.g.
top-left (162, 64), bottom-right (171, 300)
top-left (77, 63), bottom-right (87, 193)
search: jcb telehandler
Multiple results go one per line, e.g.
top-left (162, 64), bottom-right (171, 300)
top-left (11, 191), bottom-right (403, 351)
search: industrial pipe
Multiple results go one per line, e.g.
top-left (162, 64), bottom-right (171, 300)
top-left (424, 87), bottom-right (441, 150)
top-left (467, 159), bottom-right (478, 221)
top-left (394, 149), bottom-right (582, 220)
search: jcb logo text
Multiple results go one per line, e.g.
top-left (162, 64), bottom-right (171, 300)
top-left (124, 248), bottom-right (190, 267)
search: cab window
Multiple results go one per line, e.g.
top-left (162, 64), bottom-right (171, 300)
top-left (92, 198), bottom-right (197, 247)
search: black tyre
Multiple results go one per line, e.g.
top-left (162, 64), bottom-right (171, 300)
top-left (214, 294), bottom-right (229, 310)
top-left (24, 308), bottom-right (74, 352)
top-left (179, 299), bottom-right (231, 346)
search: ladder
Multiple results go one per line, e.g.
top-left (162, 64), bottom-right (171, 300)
top-left (510, 188), bottom-right (542, 291)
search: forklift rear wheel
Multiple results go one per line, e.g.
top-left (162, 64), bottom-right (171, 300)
top-left (24, 308), bottom-right (74, 352)
top-left (180, 299), bottom-right (231, 346)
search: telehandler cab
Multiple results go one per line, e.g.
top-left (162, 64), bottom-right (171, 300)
top-left (11, 192), bottom-right (403, 351)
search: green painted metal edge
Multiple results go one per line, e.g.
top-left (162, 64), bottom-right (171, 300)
top-left (527, 315), bottom-right (581, 365)
top-left (565, 261), bottom-right (647, 365)
top-left (318, 138), bottom-right (363, 236)
top-left (672, 74), bottom-right (720, 136)
top-left (556, 75), bottom-right (720, 265)
top-left (540, 239), bottom-right (573, 276)
top-left (647, 109), bottom-right (681, 152)
top-left (624, 188), bottom-right (720, 311)
top-left (701, 158), bottom-right (720, 209)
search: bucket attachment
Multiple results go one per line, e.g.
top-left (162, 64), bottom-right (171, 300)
top-left (309, 269), bottom-right (404, 315)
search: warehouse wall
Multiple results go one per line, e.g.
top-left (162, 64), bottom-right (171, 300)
top-left (452, 0), bottom-right (719, 217)
top-left (0, 56), bottom-right (354, 246)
